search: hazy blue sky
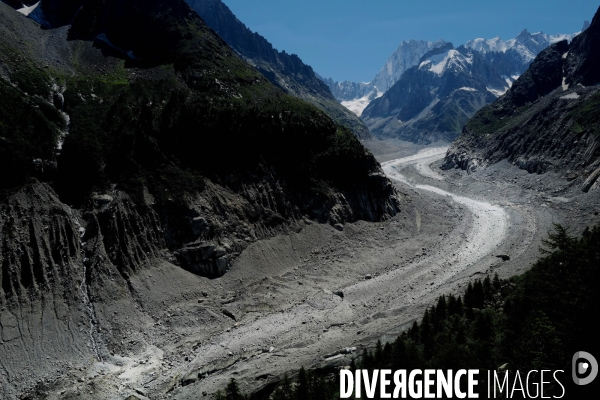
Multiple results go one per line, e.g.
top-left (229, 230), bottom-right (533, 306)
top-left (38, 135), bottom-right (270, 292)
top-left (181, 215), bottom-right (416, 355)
top-left (222, 0), bottom-right (598, 82)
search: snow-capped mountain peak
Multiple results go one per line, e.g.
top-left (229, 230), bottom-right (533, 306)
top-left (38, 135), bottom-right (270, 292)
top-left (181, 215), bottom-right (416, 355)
top-left (370, 39), bottom-right (448, 92)
top-left (465, 29), bottom-right (580, 64)
top-left (419, 49), bottom-right (473, 76)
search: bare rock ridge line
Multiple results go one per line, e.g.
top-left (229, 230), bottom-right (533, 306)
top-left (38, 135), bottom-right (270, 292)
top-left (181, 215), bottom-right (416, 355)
top-left (184, 0), bottom-right (372, 140)
top-left (326, 23), bottom-right (583, 143)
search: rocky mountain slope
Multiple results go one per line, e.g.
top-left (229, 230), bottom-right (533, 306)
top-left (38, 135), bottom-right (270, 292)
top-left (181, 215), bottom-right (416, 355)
top-left (322, 40), bottom-right (448, 116)
top-left (184, 0), bottom-right (371, 139)
top-left (465, 28), bottom-right (580, 71)
top-left (360, 43), bottom-right (506, 143)
top-left (443, 6), bottom-right (600, 193)
top-left (324, 28), bottom-right (581, 137)
top-left (0, 1), bottom-right (400, 397)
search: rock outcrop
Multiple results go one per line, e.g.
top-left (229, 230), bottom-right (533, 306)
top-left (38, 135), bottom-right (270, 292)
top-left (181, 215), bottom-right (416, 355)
top-left (0, 3), bottom-right (405, 395)
top-left (361, 44), bottom-right (503, 143)
top-left (443, 6), bottom-right (600, 191)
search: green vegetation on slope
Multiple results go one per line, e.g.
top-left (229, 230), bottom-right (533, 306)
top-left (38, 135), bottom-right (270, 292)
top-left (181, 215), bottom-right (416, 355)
top-left (570, 90), bottom-right (600, 137)
top-left (463, 101), bottom-right (532, 135)
top-left (0, 39), bottom-right (65, 196)
top-left (1, 0), bottom-right (393, 223)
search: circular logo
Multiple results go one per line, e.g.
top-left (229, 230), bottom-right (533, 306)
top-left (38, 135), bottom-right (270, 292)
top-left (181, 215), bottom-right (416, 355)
top-left (572, 351), bottom-right (598, 385)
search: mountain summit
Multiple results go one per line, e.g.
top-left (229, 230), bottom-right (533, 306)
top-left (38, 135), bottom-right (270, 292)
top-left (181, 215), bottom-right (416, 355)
top-left (360, 43), bottom-right (507, 143)
top-left (322, 39), bottom-right (448, 116)
top-left (322, 26), bottom-right (581, 142)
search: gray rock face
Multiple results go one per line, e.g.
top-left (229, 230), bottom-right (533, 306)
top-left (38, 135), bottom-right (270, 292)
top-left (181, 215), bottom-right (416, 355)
top-left (323, 40), bottom-right (448, 102)
top-left (323, 28), bottom-right (579, 134)
top-left (443, 7), bottom-right (600, 185)
top-left (0, 1), bottom-right (405, 395)
top-left (360, 23), bottom-right (582, 144)
top-left (0, 182), bottom-right (82, 305)
top-left (371, 39), bottom-right (449, 94)
top-left (321, 78), bottom-right (376, 103)
top-left (0, 183), bottom-right (93, 398)
top-left (361, 45), bottom-right (504, 143)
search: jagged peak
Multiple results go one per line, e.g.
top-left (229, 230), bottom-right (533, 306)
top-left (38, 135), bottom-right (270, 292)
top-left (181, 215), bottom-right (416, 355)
top-left (582, 20), bottom-right (591, 31)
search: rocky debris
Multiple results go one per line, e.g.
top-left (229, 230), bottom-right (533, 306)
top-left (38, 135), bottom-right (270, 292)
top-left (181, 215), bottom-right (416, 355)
top-left (364, 274), bottom-right (372, 280)
top-left (496, 255), bottom-right (511, 261)
top-left (174, 241), bottom-right (230, 278)
top-left (333, 223), bottom-right (344, 231)
top-left (222, 309), bottom-right (237, 321)
top-left (181, 373), bottom-right (198, 387)
top-left (582, 166), bottom-right (600, 192)
top-left (0, 182), bottom-right (81, 304)
top-left (88, 191), bottom-right (165, 275)
top-left (334, 291), bottom-right (344, 299)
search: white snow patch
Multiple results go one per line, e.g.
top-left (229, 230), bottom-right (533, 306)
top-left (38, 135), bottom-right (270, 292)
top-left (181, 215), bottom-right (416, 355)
top-left (420, 50), bottom-right (473, 76)
top-left (549, 33), bottom-right (575, 44)
top-left (457, 87), bottom-right (477, 92)
top-left (341, 90), bottom-right (382, 116)
top-left (562, 77), bottom-right (569, 91)
top-left (560, 92), bottom-right (580, 100)
top-left (501, 75), bottom-right (515, 88)
top-left (465, 31), bottom-right (578, 64)
top-left (487, 87), bottom-right (508, 97)
top-left (562, 52), bottom-right (569, 59)
top-left (17, 2), bottom-right (40, 16)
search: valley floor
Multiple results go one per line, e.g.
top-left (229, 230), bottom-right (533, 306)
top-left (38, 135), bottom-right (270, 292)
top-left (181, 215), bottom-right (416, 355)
top-left (12, 140), bottom-right (600, 400)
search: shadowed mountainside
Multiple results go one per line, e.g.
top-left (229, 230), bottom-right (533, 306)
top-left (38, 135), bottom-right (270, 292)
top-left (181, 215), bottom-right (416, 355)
top-left (184, 0), bottom-right (372, 140)
top-left (443, 6), bottom-right (600, 193)
top-left (0, 2), bottom-right (401, 396)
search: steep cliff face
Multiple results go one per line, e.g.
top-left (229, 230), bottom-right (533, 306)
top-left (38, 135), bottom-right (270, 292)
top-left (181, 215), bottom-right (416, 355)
top-left (0, 182), bottom-right (91, 399)
top-left (361, 44), bottom-right (504, 143)
top-left (0, 182), bottom-right (82, 306)
top-left (323, 40), bottom-right (448, 103)
top-left (443, 7), bottom-right (600, 193)
top-left (184, 0), bottom-right (371, 139)
top-left (0, 1), bottom-right (402, 395)
top-left (0, 0), bottom-right (401, 271)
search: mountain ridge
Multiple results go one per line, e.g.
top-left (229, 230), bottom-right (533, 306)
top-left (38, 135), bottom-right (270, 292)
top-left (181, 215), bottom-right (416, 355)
top-left (360, 43), bottom-right (505, 143)
top-left (184, 0), bottom-right (372, 139)
top-left (0, 3), bottom-right (401, 396)
top-left (323, 27), bottom-right (581, 124)
top-left (443, 6), bottom-right (600, 193)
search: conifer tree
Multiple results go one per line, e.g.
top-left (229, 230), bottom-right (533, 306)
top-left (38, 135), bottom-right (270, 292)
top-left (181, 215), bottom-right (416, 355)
top-left (296, 367), bottom-right (308, 400)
